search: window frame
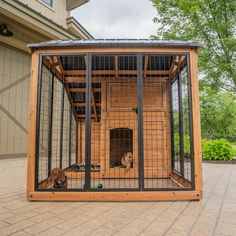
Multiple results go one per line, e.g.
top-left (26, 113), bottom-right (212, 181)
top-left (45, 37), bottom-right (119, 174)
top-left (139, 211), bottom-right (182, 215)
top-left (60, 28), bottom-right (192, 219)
top-left (42, 0), bottom-right (53, 7)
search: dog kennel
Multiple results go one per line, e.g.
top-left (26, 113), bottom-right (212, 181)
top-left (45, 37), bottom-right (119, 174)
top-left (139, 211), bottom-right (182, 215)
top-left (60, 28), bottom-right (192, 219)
top-left (27, 39), bottom-right (203, 201)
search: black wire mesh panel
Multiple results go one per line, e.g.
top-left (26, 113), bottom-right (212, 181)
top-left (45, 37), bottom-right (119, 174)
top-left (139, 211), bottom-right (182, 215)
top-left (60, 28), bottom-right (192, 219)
top-left (171, 79), bottom-right (181, 174)
top-left (170, 55), bottom-right (193, 188)
top-left (62, 89), bottom-right (70, 169)
top-left (180, 66), bottom-right (193, 182)
top-left (37, 66), bottom-right (51, 184)
top-left (35, 53), bottom-right (194, 192)
top-left (61, 55), bottom-right (87, 190)
top-left (171, 80), bottom-right (180, 173)
top-left (89, 54), bottom-right (139, 190)
top-left (51, 76), bottom-right (63, 170)
top-left (70, 111), bottom-right (77, 165)
top-left (142, 55), bottom-right (179, 189)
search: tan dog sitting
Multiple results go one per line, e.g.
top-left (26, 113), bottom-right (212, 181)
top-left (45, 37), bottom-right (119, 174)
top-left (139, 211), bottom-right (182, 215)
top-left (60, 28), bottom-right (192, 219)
top-left (46, 168), bottom-right (68, 190)
top-left (121, 152), bottom-right (133, 171)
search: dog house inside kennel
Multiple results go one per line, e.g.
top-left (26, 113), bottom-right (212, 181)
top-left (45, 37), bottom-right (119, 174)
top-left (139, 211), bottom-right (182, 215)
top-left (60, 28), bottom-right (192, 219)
top-left (27, 40), bottom-right (203, 201)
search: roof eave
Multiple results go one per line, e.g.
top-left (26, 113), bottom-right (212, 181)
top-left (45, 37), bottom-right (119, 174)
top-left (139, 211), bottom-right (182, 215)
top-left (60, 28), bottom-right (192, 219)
top-left (66, 0), bottom-right (89, 11)
top-left (28, 39), bottom-right (202, 49)
top-left (66, 17), bottom-right (93, 39)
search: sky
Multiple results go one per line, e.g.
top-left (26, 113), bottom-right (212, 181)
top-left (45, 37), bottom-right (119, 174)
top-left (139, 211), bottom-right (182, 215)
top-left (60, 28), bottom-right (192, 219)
top-left (72, 0), bottom-right (157, 39)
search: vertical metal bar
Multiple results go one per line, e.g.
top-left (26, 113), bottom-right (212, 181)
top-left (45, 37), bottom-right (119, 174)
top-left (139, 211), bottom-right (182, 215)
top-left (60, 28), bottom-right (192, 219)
top-left (178, 75), bottom-right (185, 177)
top-left (68, 107), bottom-right (72, 166)
top-left (47, 72), bottom-right (54, 176)
top-left (59, 83), bottom-right (65, 169)
top-left (169, 81), bottom-right (175, 171)
top-left (76, 120), bottom-right (78, 164)
top-left (187, 54), bottom-right (195, 188)
top-left (137, 54), bottom-right (144, 191)
top-left (35, 55), bottom-right (43, 189)
top-left (85, 53), bottom-right (92, 191)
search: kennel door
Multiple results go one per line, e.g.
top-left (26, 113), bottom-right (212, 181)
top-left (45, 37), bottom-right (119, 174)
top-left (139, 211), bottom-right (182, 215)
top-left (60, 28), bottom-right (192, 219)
top-left (104, 80), bottom-right (139, 179)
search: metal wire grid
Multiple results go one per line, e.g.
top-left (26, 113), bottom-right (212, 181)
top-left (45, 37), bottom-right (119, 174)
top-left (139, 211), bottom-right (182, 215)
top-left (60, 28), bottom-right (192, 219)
top-left (170, 59), bottom-right (193, 186)
top-left (89, 55), bottom-right (139, 189)
top-left (62, 90), bottom-right (70, 169)
top-left (70, 113), bottom-right (77, 165)
top-left (36, 53), bottom-right (194, 191)
top-left (37, 58), bottom-right (80, 189)
top-left (171, 79), bottom-right (181, 173)
top-left (62, 55), bottom-right (87, 189)
top-left (181, 66), bottom-right (192, 182)
top-left (143, 55), bottom-right (173, 189)
top-left (37, 66), bottom-right (50, 183)
top-left (51, 77), bottom-right (63, 170)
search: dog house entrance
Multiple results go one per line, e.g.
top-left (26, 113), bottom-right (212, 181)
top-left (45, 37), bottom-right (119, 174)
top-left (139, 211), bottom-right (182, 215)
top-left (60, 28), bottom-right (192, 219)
top-left (110, 128), bottom-right (133, 168)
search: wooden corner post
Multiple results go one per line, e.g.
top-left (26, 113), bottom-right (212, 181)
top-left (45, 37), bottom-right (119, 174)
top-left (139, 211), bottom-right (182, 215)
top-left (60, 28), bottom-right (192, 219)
top-left (27, 52), bottom-right (40, 200)
top-left (190, 49), bottom-right (203, 199)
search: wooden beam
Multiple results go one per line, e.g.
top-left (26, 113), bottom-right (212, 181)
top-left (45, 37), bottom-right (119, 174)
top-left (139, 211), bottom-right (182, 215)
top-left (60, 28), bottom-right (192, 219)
top-left (29, 190), bottom-right (202, 201)
top-left (169, 55), bottom-right (186, 80)
top-left (190, 50), bottom-right (203, 199)
top-left (91, 88), bottom-right (98, 121)
top-left (64, 77), bottom-right (86, 83)
top-left (27, 53), bottom-right (39, 198)
top-left (115, 55), bottom-right (118, 79)
top-left (52, 56), bottom-right (63, 76)
top-left (170, 172), bottom-right (192, 188)
top-left (64, 70), bottom-right (169, 76)
top-left (64, 77), bottom-right (168, 83)
top-left (69, 88), bottom-right (101, 93)
top-left (56, 56), bottom-right (64, 78)
top-left (73, 102), bottom-right (101, 107)
top-left (77, 114), bottom-right (101, 118)
top-left (144, 55), bottom-right (149, 79)
top-left (43, 57), bottom-right (63, 81)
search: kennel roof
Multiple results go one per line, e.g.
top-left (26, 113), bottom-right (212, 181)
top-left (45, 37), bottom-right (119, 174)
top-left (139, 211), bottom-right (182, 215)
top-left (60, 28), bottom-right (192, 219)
top-left (28, 39), bottom-right (202, 49)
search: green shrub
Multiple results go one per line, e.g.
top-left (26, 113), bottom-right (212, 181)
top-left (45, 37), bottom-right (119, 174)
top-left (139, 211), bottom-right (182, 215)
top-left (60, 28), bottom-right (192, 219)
top-left (202, 139), bottom-right (233, 161)
top-left (231, 144), bottom-right (236, 157)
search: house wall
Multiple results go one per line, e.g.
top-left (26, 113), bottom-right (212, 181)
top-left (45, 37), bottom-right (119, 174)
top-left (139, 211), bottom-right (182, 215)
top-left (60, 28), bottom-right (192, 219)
top-left (17, 0), bottom-right (68, 28)
top-left (0, 44), bottom-right (31, 157)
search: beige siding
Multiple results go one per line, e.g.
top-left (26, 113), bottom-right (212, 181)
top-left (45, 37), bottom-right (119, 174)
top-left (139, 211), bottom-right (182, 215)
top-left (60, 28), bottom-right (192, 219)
top-left (18, 0), bottom-right (68, 28)
top-left (0, 44), bottom-right (31, 157)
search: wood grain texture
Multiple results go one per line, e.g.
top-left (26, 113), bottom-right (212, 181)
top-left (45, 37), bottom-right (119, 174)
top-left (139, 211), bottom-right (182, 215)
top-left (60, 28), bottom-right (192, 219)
top-left (190, 50), bottom-right (203, 198)
top-left (28, 190), bottom-right (202, 201)
top-left (27, 53), bottom-right (39, 198)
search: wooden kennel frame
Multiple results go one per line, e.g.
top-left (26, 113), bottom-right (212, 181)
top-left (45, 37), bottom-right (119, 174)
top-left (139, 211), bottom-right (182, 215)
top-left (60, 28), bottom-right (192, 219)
top-left (27, 39), bottom-right (203, 201)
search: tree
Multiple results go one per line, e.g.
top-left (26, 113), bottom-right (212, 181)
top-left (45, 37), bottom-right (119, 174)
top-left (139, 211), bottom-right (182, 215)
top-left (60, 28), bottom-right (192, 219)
top-left (151, 0), bottom-right (236, 92)
top-left (200, 89), bottom-right (236, 140)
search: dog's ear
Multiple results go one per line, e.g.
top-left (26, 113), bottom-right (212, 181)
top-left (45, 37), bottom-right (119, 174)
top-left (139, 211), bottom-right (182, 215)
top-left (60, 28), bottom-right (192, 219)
top-left (50, 168), bottom-right (60, 181)
top-left (58, 169), bottom-right (66, 181)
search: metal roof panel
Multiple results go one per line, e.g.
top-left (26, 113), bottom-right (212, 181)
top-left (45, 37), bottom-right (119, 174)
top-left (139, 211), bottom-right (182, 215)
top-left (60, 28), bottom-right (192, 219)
top-left (28, 39), bottom-right (202, 49)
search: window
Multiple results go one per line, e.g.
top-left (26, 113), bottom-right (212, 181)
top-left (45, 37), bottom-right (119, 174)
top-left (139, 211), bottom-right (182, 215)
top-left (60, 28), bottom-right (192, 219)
top-left (42, 0), bottom-right (53, 7)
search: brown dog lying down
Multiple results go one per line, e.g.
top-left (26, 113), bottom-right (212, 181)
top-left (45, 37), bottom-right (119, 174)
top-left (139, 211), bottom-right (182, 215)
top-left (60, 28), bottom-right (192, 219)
top-left (121, 152), bottom-right (133, 171)
top-left (46, 168), bottom-right (68, 190)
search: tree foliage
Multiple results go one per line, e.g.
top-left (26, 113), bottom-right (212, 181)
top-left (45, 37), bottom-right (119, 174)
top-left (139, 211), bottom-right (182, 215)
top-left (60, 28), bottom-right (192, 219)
top-left (151, 0), bottom-right (236, 92)
top-left (200, 88), bottom-right (236, 140)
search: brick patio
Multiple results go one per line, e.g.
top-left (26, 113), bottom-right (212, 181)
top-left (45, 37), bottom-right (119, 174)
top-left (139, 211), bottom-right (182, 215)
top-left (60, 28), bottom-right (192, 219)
top-left (0, 158), bottom-right (235, 236)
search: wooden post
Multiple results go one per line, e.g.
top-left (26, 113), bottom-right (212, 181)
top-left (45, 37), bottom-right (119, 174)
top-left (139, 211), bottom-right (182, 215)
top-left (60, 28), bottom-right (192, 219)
top-left (27, 52), bottom-right (39, 199)
top-left (190, 49), bottom-right (203, 198)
